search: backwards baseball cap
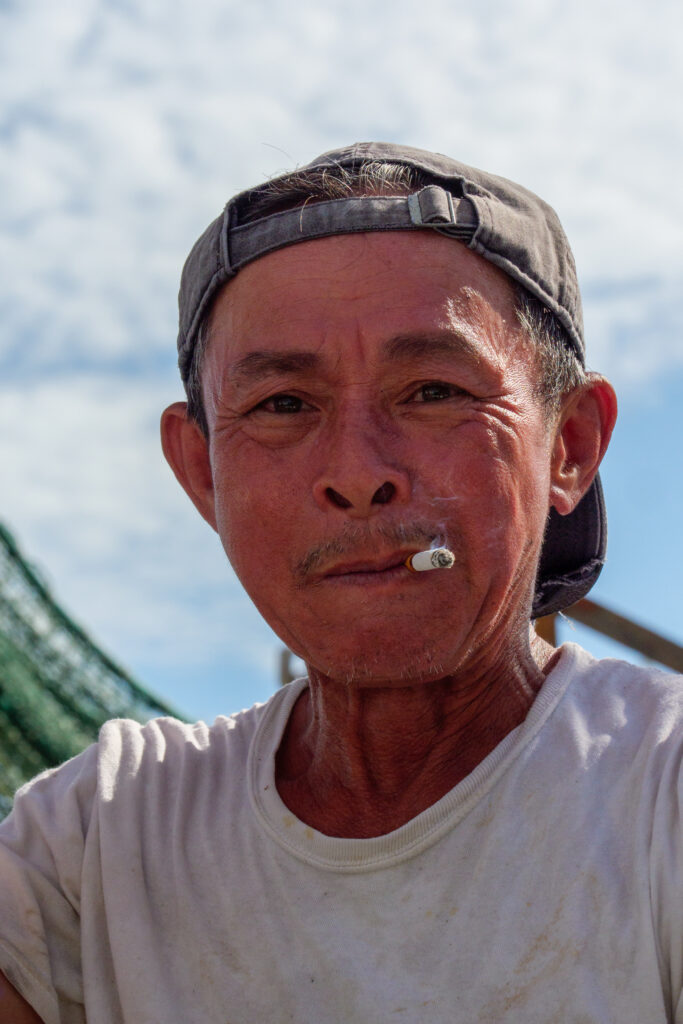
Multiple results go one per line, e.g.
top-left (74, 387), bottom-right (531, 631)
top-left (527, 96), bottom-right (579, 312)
top-left (177, 142), bottom-right (606, 618)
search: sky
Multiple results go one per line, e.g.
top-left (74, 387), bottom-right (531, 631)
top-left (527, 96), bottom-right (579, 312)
top-left (1, 0), bottom-right (681, 722)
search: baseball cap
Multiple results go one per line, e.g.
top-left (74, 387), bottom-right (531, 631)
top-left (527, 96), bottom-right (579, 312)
top-left (176, 142), bottom-right (606, 618)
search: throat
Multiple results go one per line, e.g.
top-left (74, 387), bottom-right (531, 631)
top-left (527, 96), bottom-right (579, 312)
top-left (275, 656), bottom-right (549, 838)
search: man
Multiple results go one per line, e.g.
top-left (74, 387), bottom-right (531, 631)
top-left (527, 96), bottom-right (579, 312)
top-left (0, 142), bottom-right (679, 1022)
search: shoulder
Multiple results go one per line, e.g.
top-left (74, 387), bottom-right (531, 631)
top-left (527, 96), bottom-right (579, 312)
top-left (548, 643), bottom-right (683, 779)
top-left (3, 684), bottom-right (298, 835)
top-left (95, 688), bottom-right (293, 803)
top-left (560, 642), bottom-right (683, 724)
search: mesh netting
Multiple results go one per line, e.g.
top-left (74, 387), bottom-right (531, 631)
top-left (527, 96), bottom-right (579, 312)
top-left (0, 523), bottom-right (185, 818)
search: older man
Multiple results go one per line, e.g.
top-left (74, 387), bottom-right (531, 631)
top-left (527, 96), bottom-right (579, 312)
top-left (1, 143), bottom-right (681, 1022)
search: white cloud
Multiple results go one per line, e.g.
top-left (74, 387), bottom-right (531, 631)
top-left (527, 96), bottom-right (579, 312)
top-left (0, 0), bottom-right (677, 357)
top-left (1, 0), bottom-right (682, 715)
top-left (584, 276), bottom-right (683, 385)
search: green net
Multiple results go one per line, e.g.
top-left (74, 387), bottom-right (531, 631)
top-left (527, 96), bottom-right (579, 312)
top-left (0, 523), bottom-right (185, 819)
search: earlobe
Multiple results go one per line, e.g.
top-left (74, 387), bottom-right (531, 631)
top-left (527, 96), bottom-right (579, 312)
top-left (549, 375), bottom-right (618, 516)
top-left (160, 402), bottom-right (218, 531)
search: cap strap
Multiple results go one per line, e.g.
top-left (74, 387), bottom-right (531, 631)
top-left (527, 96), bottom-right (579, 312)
top-left (225, 188), bottom-right (477, 274)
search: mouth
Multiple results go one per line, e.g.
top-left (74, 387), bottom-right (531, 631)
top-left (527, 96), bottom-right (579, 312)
top-left (321, 551), bottom-right (417, 584)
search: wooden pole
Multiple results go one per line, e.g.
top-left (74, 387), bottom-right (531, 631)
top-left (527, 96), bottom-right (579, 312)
top-left (563, 599), bottom-right (683, 674)
top-left (279, 648), bottom-right (295, 686)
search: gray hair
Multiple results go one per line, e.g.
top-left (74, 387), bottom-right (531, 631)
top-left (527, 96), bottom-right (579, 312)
top-left (184, 161), bottom-right (585, 436)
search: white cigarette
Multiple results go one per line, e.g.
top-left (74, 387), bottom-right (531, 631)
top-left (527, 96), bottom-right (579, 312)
top-left (405, 547), bottom-right (455, 572)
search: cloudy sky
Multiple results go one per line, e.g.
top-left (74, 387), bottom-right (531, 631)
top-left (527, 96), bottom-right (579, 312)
top-left (1, 0), bottom-right (681, 721)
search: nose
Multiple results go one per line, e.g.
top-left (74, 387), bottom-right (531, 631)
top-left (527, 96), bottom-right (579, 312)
top-left (312, 406), bottom-right (412, 517)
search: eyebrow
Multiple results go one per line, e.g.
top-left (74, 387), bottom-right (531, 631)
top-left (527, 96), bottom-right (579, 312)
top-left (230, 350), bottom-right (321, 387)
top-left (229, 327), bottom-right (487, 388)
top-left (382, 329), bottom-right (484, 366)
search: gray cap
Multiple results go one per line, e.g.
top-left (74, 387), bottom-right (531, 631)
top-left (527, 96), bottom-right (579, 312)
top-left (176, 142), bottom-right (605, 618)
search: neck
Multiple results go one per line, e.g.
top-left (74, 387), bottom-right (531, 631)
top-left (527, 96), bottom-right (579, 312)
top-left (276, 631), bottom-right (559, 838)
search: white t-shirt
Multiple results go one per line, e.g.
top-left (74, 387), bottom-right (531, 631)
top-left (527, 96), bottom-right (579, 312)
top-left (1, 643), bottom-right (683, 1023)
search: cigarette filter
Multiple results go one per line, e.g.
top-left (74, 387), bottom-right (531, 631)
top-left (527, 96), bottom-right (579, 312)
top-left (405, 547), bottom-right (455, 572)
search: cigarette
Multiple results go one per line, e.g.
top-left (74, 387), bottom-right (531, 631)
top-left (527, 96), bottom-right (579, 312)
top-left (405, 547), bottom-right (455, 573)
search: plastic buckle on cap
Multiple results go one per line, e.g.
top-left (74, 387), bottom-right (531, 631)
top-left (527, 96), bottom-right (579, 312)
top-left (408, 185), bottom-right (456, 227)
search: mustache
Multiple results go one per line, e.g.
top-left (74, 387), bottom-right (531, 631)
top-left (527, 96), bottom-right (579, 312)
top-left (295, 521), bottom-right (447, 579)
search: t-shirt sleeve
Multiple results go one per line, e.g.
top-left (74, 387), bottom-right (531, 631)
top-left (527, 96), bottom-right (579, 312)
top-left (0, 745), bottom-right (98, 1024)
top-left (647, 727), bottom-right (683, 1023)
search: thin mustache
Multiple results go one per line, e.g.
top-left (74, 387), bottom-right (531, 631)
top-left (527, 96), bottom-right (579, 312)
top-left (295, 522), bottom-right (445, 579)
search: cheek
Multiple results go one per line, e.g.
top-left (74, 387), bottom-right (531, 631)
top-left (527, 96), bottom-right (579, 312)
top-left (424, 421), bottom-right (550, 558)
top-left (211, 458), bottom-right (304, 577)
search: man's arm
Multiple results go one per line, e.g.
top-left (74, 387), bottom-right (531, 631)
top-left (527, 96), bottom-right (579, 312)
top-left (0, 968), bottom-right (44, 1022)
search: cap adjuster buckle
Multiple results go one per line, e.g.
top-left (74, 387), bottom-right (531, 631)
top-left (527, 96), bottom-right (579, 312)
top-left (408, 186), bottom-right (456, 228)
top-left (407, 185), bottom-right (474, 241)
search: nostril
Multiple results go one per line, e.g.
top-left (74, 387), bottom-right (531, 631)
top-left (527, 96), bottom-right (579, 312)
top-left (372, 482), bottom-right (395, 505)
top-left (326, 487), bottom-right (353, 509)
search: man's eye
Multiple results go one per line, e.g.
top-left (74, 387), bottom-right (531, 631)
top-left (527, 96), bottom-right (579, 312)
top-left (414, 382), bottom-right (462, 402)
top-left (258, 394), bottom-right (306, 414)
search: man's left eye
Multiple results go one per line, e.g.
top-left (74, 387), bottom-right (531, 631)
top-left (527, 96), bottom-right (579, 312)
top-left (413, 382), bottom-right (462, 402)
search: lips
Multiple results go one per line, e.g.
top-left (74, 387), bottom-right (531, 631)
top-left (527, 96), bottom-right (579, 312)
top-left (323, 551), bottom-right (411, 577)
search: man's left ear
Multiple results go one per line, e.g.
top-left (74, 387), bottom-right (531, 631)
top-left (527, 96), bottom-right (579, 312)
top-left (549, 374), bottom-right (618, 516)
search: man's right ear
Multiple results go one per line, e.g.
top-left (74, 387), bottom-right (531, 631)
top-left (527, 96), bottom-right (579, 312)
top-left (160, 402), bottom-right (218, 531)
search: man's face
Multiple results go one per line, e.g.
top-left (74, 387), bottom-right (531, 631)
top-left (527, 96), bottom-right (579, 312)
top-left (199, 232), bottom-right (556, 685)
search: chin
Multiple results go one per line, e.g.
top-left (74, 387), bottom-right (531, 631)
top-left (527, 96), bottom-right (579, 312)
top-left (302, 634), bottom-right (464, 688)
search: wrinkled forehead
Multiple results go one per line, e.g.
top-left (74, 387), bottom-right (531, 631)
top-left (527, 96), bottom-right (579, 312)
top-left (202, 231), bottom-right (528, 383)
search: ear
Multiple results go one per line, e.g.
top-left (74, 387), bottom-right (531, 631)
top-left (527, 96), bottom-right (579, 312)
top-left (160, 402), bottom-right (218, 531)
top-left (549, 374), bottom-right (618, 516)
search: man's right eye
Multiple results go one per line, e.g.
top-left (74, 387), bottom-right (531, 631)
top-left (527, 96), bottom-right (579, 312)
top-left (257, 394), bottom-right (305, 414)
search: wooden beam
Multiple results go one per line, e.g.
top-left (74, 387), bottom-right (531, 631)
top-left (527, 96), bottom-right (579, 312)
top-left (564, 599), bottom-right (683, 674)
top-left (279, 599), bottom-right (683, 686)
top-left (534, 615), bottom-right (557, 646)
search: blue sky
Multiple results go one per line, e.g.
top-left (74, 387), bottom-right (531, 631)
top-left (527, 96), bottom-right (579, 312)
top-left (1, 0), bottom-right (681, 721)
